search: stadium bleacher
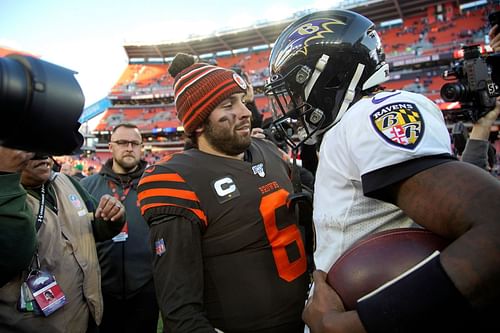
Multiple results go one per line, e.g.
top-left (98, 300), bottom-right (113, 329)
top-left (36, 1), bottom-right (500, 167)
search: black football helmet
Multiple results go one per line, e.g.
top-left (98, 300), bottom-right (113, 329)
top-left (265, 9), bottom-right (389, 148)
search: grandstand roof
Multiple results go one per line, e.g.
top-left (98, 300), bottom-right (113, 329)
top-left (123, 0), bottom-right (472, 61)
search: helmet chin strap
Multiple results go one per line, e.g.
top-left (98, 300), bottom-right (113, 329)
top-left (362, 63), bottom-right (390, 90)
top-left (304, 54), bottom-right (330, 100)
top-left (331, 63), bottom-right (365, 126)
top-left (301, 57), bottom-right (369, 138)
top-left (294, 54), bottom-right (329, 146)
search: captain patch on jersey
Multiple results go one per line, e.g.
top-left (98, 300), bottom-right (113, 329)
top-left (370, 102), bottom-right (424, 150)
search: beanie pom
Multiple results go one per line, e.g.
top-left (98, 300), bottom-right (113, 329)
top-left (169, 53), bottom-right (197, 78)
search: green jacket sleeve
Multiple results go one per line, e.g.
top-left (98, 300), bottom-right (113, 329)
top-left (67, 175), bottom-right (126, 242)
top-left (0, 173), bottom-right (36, 287)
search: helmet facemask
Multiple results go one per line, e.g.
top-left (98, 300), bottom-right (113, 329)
top-left (265, 64), bottom-right (326, 150)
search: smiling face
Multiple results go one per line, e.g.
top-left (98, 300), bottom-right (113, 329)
top-left (21, 157), bottom-right (53, 188)
top-left (109, 126), bottom-right (143, 174)
top-left (198, 92), bottom-right (253, 158)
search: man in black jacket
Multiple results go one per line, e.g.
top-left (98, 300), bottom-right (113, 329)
top-left (80, 123), bottom-right (158, 333)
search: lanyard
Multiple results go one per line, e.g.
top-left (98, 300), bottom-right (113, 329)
top-left (108, 180), bottom-right (131, 203)
top-left (28, 183), bottom-right (47, 271)
top-left (108, 179), bottom-right (130, 240)
top-left (35, 184), bottom-right (46, 232)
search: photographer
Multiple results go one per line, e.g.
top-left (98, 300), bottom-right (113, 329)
top-left (0, 155), bottom-right (126, 332)
top-left (0, 54), bottom-right (127, 332)
top-left (460, 22), bottom-right (500, 172)
top-left (0, 54), bottom-right (85, 288)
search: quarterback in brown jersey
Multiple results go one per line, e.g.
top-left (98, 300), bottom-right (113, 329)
top-left (137, 53), bottom-right (309, 333)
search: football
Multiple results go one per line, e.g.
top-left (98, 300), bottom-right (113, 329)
top-left (327, 227), bottom-right (450, 310)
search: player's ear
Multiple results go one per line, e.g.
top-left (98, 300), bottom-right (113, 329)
top-left (194, 125), bottom-right (205, 136)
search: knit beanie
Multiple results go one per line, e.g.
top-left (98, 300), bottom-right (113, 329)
top-left (168, 53), bottom-right (247, 134)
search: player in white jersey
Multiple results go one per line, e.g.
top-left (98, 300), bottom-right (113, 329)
top-left (313, 89), bottom-right (453, 274)
top-left (265, 9), bottom-right (500, 333)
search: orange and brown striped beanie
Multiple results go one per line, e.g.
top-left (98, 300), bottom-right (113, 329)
top-left (168, 53), bottom-right (247, 134)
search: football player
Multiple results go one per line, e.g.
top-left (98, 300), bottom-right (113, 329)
top-left (138, 53), bottom-right (309, 332)
top-left (265, 9), bottom-right (500, 333)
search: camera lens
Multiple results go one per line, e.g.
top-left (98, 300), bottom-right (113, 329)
top-left (0, 55), bottom-right (85, 155)
top-left (440, 82), bottom-right (468, 102)
top-left (0, 57), bottom-right (31, 113)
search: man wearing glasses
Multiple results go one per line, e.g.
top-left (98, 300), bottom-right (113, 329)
top-left (80, 123), bottom-right (159, 333)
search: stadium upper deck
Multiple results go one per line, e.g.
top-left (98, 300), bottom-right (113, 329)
top-left (122, 0), bottom-right (484, 60)
top-left (88, 0), bottom-right (499, 159)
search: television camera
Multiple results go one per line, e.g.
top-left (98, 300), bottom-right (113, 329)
top-left (440, 12), bottom-right (500, 123)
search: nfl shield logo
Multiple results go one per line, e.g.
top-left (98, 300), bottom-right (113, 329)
top-left (155, 239), bottom-right (166, 256)
top-left (68, 194), bottom-right (82, 209)
top-left (252, 163), bottom-right (266, 177)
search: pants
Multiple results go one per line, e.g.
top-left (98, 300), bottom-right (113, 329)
top-left (97, 279), bottom-right (159, 333)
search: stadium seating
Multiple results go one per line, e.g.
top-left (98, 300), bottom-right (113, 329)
top-left (88, 4), bottom-right (499, 163)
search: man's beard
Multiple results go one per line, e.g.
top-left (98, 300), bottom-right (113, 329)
top-left (204, 119), bottom-right (251, 156)
top-left (115, 157), bottom-right (139, 173)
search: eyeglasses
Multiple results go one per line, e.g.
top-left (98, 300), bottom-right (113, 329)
top-left (111, 140), bottom-right (142, 148)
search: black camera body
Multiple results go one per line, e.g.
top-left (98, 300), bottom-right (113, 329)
top-left (0, 54), bottom-right (85, 155)
top-left (440, 11), bottom-right (500, 123)
top-left (440, 45), bottom-right (500, 122)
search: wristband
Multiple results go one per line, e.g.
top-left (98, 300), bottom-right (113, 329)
top-left (357, 252), bottom-right (474, 333)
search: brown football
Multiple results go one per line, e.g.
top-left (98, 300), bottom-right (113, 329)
top-left (327, 227), bottom-right (450, 310)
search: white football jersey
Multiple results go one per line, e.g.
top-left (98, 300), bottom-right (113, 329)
top-left (313, 90), bottom-right (452, 273)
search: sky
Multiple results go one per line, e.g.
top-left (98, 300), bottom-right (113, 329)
top-left (1, 0), bottom-right (338, 108)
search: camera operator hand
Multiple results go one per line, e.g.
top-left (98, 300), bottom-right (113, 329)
top-left (489, 24), bottom-right (500, 52)
top-left (0, 146), bottom-right (35, 173)
top-left (470, 98), bottom-right (500, 141)
top-left (461, 98), bottom-right (499, 171)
